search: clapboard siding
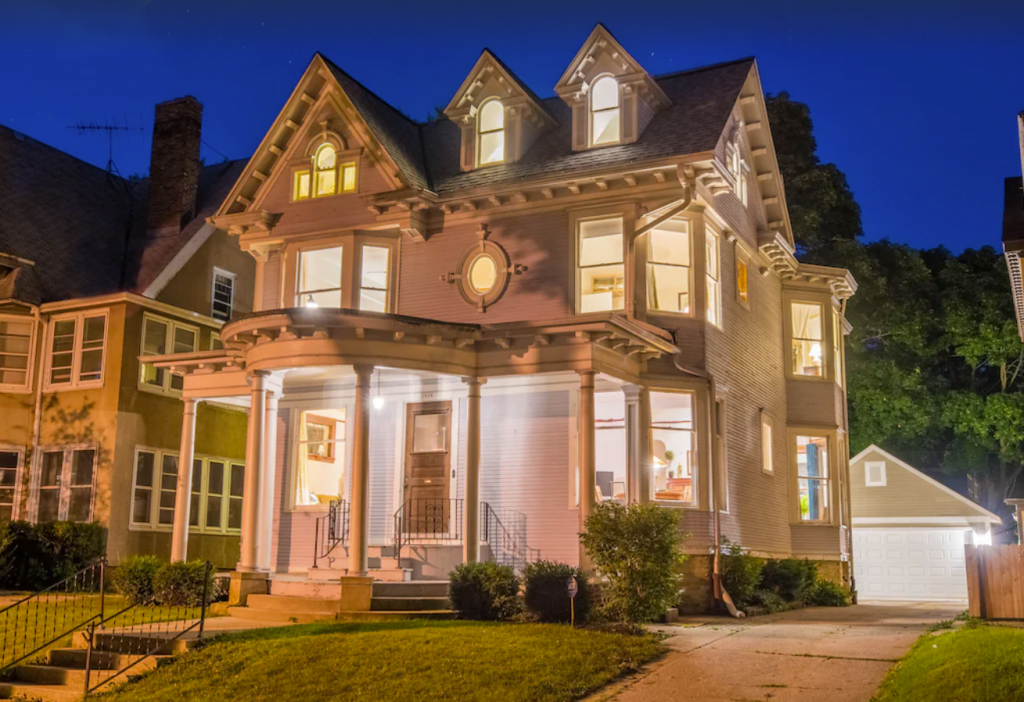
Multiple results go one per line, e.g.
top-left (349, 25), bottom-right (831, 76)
top-left (368, 401), bottom-right (399, 545)
top-left (791, 524), bottom-right (841, 557)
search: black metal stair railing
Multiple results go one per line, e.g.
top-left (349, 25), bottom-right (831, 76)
top-left (0, 558), bottom-right (107, 673)
top-left (480, 503), bottom-right (538, 572)
top-left (312, 499), bottom-right (350, 569)
top-left (394, 498), bottom-right (464, 570)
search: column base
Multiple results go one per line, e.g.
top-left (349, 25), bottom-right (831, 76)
top-left (229, 570), bottom-right (269, 606)
top-left (338, 576), bottom-right (374, 612)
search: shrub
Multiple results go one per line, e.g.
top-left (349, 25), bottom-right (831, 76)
top-left (580, 502), bottom-right (685, 623)
top-left (153, 560), bottom-right (213, 607)
top-left (753, 588), bottom-right (787, 613)
top-left (448, 561), bottom-right (521, 621)
top-left (720, 538), bottom-right (764, 609)
top-left (112, 555), bottom-right (162, 605)
top-left (761, 558), bottom-right (817, 602)
top-left (0, 521), bottom-right (106, 591)
top-left (523, 560), bottom-right (591, 624)
top-left (806, 579), bottom-right (852, 607)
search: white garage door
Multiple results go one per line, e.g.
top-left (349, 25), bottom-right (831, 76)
top-left (851, 527), bottom-right (969, 601)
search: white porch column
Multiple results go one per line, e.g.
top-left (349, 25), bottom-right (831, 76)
top-left (622, 385), bottom-right (652, 505)
top-left (257, 391), bottom-right (279, 572)
top-left (170, 397), bottom-right (199, 562)
top-left (238, 371), bottom-right (269, 573)
top-left (578, 370), bottom-right (596, 570)
top-left (463, 377), bottom-right (485, 563)
top-left (348, 365), bottom-right (373, 576)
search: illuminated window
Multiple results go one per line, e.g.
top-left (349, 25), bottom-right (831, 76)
top-left (590, 76), bottom-right (620, 146)
top-left (791, 302), bottom-right (824, 377)
top-left (477, 100), bottom-right (505, 166)
top-left (359, 246), bottom-right (390, 312)
top-left (315, 144), bottom-right (338, 197)
top-left (761, 416), bottom-right (773, 474)
top-left (578, 217), bottom-right (624, 313)
top-left (833, 310), bottom-right (844, 386)
top-left (705, 230), bottom-right (721, 327)
top-left (737, 259), bottom-right (749, 305)
top-left (651, 391), bottom-right (697, 504)
top-left (295, 409), bottom-right (346, 508)
top-left (293, 170), bottom-right (311, 200)
top-left (297, 247), bottom-right (343, 308)
top-left (647, 219), bottom-right (691, 314)
top-left (796, 435), bottom-right (830, 522)
top-left (297, 144), bottom-right (357, 201)
top-left (468, 255), bottom-right (498, 294)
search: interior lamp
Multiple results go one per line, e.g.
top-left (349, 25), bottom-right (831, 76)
top-left (304, 294), bottom-right (318, 309)
top-left (809, 343), bottom-right (822, 363)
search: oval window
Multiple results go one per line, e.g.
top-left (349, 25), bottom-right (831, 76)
top-left (468, 255), bottom-right (498, 294)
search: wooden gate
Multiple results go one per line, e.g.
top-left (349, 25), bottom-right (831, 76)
top-left (966, 545), bottom-right (1024, 619)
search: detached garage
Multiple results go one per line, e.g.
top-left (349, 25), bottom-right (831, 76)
top-left (850, 445), bottom-right (1001, 602)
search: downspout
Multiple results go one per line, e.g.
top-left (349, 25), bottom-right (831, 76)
top-left (839, 297), bottom-right (856, 602)
top-left (673, 357), bottom-right (744, 618)
top-left (27, 306), bottom-right (46, 522)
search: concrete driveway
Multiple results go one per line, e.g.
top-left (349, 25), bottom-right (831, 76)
top-left (599, 601), bottom-right (962, 702)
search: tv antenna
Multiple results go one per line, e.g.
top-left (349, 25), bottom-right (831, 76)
top-left (66, 121), bottom-right (144, 176)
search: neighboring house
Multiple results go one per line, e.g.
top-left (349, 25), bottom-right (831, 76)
top-left (850, 445), bottom-right (1000, 602)
top-left (146, 25), bottom-right (858, 607)
top-left (1002, 110), bottom-right (1024, 338)
top-left (0, 97), bottom-right (255, 568)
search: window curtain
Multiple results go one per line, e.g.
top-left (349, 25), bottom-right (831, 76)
top-left (295, 411), bottom-right (310, 506)
top-left (792, 303), bottom-right (815, 339)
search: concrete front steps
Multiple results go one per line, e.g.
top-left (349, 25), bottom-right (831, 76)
top-left (0, 633), bottom-right (197, 702)
top-left (229, 581), bottom-right (453, 624)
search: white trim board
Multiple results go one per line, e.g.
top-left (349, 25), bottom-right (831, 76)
top-left (142, 223), bottom-right (217, 299)
top-left (851, 444), bottom-right (1001, 524)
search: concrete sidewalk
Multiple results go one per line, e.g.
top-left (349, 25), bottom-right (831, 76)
top-left (597, 601), bottom-right (961, 702)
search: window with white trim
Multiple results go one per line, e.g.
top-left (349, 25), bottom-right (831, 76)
top-left (47, 312), bottom-right (107, 389)
top-left (578, 217), bottom-right (625, 313)
top-left (477, 99), bottom-right (505, 166)
top-left (590, 75), bottom-right (620, 146)
top-left (296, 238), bottom-right (397, 312)
top-left (0, 317), bottom-right (34, 390)
top-left (211, 268), bottom-right (236, 322)
top-left (647, 218), bottom-right (691, 315)
top-left (35, 447), bottom-right (96, 523)
top-left (705, 228), bottom-right (721, 327)
top-left (726, 131), bottom-right (747, 206)
top-left (297, 247), bottom-right (343, 308)
top-left (131, 448), bottom-right (244, 533)
top-left (791, 302), bottom-right (824, 377)
top-left (833, 309), bottom-right (844, 386)
top-left (864, 461), bottom-right (887, 487)
top-left (761, 415), bottom-right (773, 474)
top-left (359, 246), bottom-right (390, 312)
top-left (796, 435), bottom-right (830, 522)
top-left (139, 314), bottom-right (198, 395)
top-left (292, 144), bottom-right (357, 201)
top-left (0, 449), bottom-right (22, 521)
top-left (651, 391), bottom-right (697, 505)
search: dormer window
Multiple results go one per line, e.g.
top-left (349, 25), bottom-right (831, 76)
top-left (477, 100), bottom-right (505, 166)
top-left (293, 142), bottom-right (357, 201)
top-left (590, 76), bottom-right (620, 146)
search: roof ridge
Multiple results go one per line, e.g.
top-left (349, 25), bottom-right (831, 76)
top-left (0, 122), bottom-right (132, 184)
top-left (317, 53), bottom-right (424, 126)
top-left (653, 56), bottom-right (755, 81)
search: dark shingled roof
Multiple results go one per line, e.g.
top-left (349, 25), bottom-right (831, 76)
top-left (0, 123), bottom-right (242, 305)
top-left (317, 53), bottom-right (754, 196)
top-left (1004, 176), bottom-right (1024, 244)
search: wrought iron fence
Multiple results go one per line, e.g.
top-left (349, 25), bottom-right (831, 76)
top-left (481, 503), bottom-right (538, 572)
top-left (0, 558), bottom-right (107, 673)
top-left (394, 498), bottom-right (464, 569)
top-left (312, 498), bottom-right (350, 569)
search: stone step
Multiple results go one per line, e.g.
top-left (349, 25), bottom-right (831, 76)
top-left (14, 665), bottom-right (88, 687)
top-left (226, 606), bottom-right (337, 625)
top-left (246, 594), bottom-right (341, 614)
top-left (48, 647), bottom-right (133, 670)
top-left (269, 578), bottom-right (342, 598)
top-left (370, 596), bottom-right (450, 612)
top-left (0, 681), bottom-right (83, 702)
top-left (307, 567), bottom-right (349, 582)
top-left (337, 610), bottom-right (455, 621)
top-left (83, 633), bottom-right (196, 655)
top-left (368, 567), bottom-right (412, 582)
top-left (372, 581), bottom-right (450, 598)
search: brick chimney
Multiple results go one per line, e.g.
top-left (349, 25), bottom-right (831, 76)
top-left (147, 96), bottom-right (203, 232)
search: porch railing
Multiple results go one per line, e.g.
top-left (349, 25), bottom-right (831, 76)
top-left (0, 558), bottom-right (107, 673)
top-left (312, 499), bottom-right (350, 569)
top-left (481, 503), bottom-right (538, 572)
top-left (394, 498), bottom-right (464, 570)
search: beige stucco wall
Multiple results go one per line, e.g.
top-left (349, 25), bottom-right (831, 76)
top-left (156, 228), bottom-right (255, 320)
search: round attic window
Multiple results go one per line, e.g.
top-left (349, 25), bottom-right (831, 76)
top-left (468, 255), bottom-right (498, 294)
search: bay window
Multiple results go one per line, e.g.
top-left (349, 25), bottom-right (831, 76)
top-left (578, 217), bottom-right (625, 313)
top-left (0, 317), bottom-right (33, 390)
top-left (295, 238), bottom-right (396, 312)
top-left (298, 247), bottom-right (343, 308)
top-left (651, 391), bottom-right (697, 504)
top-left (705, 229), bottom-right (721, 327)
top-left (647, 219), bottom-right (691, 314)
top-left (131, 448), bottom-right (244, 533)
top-left (796, 435), bottom-right (830, 522)
top-left (47, 311), bottom-right (107, 389)
top-left (139, 314), bottom-right (198, 395)
top-left (35, 447), bottom-right (96, 523)
top-left (791, 302), bottom-right (824, 377)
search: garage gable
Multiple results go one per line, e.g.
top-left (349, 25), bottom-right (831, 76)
top-left (850, 445), bottom-right (1000, 526)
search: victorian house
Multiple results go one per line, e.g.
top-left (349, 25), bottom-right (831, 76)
top-left (0, 97), bottom-right (255, 568)
top-left (145, 25), bottom-right (857, 610)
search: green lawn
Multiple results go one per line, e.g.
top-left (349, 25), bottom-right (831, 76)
top-left (94, 620), bottom-right (665, 702)
top-left (874, 626), bottom-right (1024, 702)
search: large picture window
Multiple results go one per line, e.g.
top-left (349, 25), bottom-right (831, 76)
top-left (651, 391), bottom-right (697, 504)
top-left (131, 448), bottom-right (243, 533)
top-left (791, 302), bottom-right (824, 377)
top-left (590, 76), bottom-right (620, 146)
top-left (647, 219), bottom-right (691, 314)
top-left (796, 435), bottom-right (830, 522)
top-left (139, 314), bottom-right (197, 395)
top-left (0, 317), bottom-right (33, 390)
top-left (578, 217), bottom-right (625, 313)
top-left (295, 409), bottom-right (346, 508)
top-left (47, 312), bottom-right (107, 389)
top-left (35, 447), bottom-right (96, 523)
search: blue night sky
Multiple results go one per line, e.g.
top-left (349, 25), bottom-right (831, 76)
top-left (1, 0), bottom-right (1022, 252)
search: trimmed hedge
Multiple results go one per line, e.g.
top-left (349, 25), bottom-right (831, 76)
top-left (112, 555), bottom-right (162, 605)
top-left (807, 579), bottom-right (852, 607)
top-left (448, 561), bottom-right (521, 621)
top-left (152, 560), bottom-right (214, 607)
top-left (760, 558), bottom-right (817, 602)
top-left (0, 521), bottom-right (106, 591)
top-left (523, 560), bottom-right (591, 624)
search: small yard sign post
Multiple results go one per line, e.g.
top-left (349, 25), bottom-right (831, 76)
top-left (567, 576), bottom-right (578, 627)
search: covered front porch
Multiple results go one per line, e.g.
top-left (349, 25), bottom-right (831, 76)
top-left (144, 309), bottom-right (686, 604)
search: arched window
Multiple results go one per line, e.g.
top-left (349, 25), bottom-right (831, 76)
top-left (293, 141), bottom-right (358, 201)
top-left (477, 100), bottom-right (505, 166)
top-left (314, 144), bottom-right (338, 197)
top-left (590, 76), bottom-right (620, 146)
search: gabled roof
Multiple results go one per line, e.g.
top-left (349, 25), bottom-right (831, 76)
top-left (0, 123), bottom-right (240, 305)
top-left (851, 444), bottom-right (1002, 524)
top-left (443, 49), bottom-right (556, 126)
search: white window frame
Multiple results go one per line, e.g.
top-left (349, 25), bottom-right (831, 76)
top-left (0, 315), bottom-right (36, 393)
top-left (476, 98), bottom-right (505, 167)
top-left (726, 137), bottom-right (748, 207)
top-left (705, 228), bottom-right (722, 328)
top-left (589, 74), bottom-right (621, 147)
top-left (761, 414), bottom-right (773, 475)
top-left (864, 460), bottom-right (887, 487)
top-left (211, 268), bottom-right (236, 322)
top-left (575, 215), bottom-right (626, 315)
top-left (0, 445), bottom-right (25, 521)
top-left (32, 445), bottom-right (98, 523)
top-left (44, 310), bottom-right (109, 391)
top-left (139, 313), bottom-right (199, 397)
top-left (646, 218), bottom-right (693, 316)
top-left (793, 433), bottom-right (832, 524)
top-left (649, 389), bottom-right (699, 509)
top-left (129, 446), bottom-right (243, 534)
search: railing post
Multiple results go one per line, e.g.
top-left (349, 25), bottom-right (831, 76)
top-left (199, 562), bottom-right (211, 640)
top-left (83, 621), bottom-right (95, 697)
top-left (99, 558), bottom-right (106, 629)
top-left (312, 517), bottom-right (321, 569)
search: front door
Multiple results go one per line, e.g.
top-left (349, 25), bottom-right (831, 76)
top-left (403, 401), bottom-right (452, 535)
